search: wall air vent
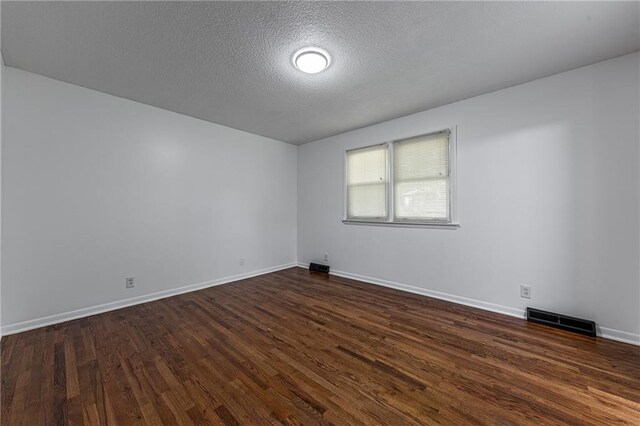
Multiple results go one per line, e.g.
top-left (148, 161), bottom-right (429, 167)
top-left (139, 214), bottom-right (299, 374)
top-left (309, 263), bottom-right (330, 274)
top-left (526, 307), bottom-right (596, 337)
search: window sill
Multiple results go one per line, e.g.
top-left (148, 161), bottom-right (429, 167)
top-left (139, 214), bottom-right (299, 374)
top-left (342, 220), bottom-right (460, 230)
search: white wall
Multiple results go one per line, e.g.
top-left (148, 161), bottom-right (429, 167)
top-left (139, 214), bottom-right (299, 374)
top-left (2, 53), bottom-right (638, 344)
top-left (0, 12), bottom-right (4, 335)
top-left (298, 53), bottom-right (640, 343)
top-left (2, 67), bottom-right (297, 331)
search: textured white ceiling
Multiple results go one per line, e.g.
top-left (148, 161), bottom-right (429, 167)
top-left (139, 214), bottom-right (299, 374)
top-left (2, 1), bottom-right (639, 144)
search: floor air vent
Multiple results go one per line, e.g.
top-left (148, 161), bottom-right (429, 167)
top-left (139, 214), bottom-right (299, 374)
top-left (309, 263), bottom-right (330, 274)
top-left (526, 307), bottom-right (596, 337)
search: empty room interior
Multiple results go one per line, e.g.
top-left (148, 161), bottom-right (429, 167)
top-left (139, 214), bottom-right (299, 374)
top-left (0, 1), bottom-right (639, 425)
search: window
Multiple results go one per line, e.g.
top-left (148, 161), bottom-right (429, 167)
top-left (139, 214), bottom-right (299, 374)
top-left (346, 144), bottom-right (388, 220)
top-left (345, 129), bottom-right (457, 226)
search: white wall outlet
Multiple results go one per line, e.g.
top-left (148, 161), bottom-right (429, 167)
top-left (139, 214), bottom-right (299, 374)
top-left (239, 257), bottom-right (245, 266)
top-left (324, 253), bottom-right (329, 262)
top-left (126, 276), bottom-right (135, 289)
top-left (521, 285), bottom-right (531, 299)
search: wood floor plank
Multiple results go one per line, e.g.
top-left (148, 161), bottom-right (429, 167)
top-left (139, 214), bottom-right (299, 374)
top-left (2, 267), bottom-right (639, 425)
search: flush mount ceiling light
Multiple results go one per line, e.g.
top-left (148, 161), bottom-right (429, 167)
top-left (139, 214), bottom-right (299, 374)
top-left (293, 48), bottom-right (330, 74)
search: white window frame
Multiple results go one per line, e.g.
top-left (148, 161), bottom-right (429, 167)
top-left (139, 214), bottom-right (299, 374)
top-left (343, 126), bottom-right (459, 229)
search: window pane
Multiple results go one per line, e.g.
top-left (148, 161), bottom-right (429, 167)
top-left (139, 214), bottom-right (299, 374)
top-left (347, 145), bottom-right (387, 185)
top-left (395, 179), bottom-right (449, 220)
top-left (394, 132), bottom-right (449, 180)
top-left (347, 145), bottom-right (387, 219)
top-left (348, 183), bottom-right (387, 219)
top-left (394, 132), bottom-right (450, 221)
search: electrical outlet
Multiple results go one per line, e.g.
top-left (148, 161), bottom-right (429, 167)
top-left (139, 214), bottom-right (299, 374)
top-left (521, 285), bottom-right (531, 299)
top-left (324, 253), bottom-right (329, 262)
top-left (239, 257), bottom-right (245, 266)
top-left (126, 277), bottom-right (135, 289)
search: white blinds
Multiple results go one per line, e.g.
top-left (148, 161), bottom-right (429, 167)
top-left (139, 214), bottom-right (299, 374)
top-left (346, 145), bottom-right (388, 219)
top-left (393, 131), bottom-right (450, 221)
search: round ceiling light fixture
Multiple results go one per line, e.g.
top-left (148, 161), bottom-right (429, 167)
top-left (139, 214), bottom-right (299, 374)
top-left (293, 48), bottom-right (330, 74)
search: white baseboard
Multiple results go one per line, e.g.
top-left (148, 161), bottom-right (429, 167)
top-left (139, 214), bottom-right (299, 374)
top-left (313, 264), bottom-right (525, 319)
top-left (297, 264), bottom-right (640, 346)
top-left (5, 262), bottom-right (638, 346)
top-left (1, 262), bottom-right (297, 336)
top-left (598, 327), bottom-right (640, 346)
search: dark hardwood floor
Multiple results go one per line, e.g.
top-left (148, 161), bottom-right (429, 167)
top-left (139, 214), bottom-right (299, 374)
top-left (1, 267), bottom-right (639, 425)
